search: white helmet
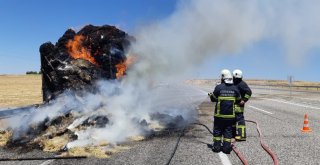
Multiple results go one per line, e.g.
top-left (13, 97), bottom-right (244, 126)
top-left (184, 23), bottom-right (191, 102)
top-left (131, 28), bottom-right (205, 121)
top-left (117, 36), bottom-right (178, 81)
top-left (220, 69), bottom-right (231, 79)
top-left (223, 71), bottom-right (233, 84)
top-left (233, 69), bottom-right (243, 78)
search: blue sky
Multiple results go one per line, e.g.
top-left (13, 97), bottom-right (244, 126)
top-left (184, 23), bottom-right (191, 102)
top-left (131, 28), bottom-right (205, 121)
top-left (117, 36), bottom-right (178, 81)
top-left (0, 0), bottom-right (175, 73)
top-left (0, 0), bottom-right (319, 82)
top-left (196, 39), bottom-right (320, 82)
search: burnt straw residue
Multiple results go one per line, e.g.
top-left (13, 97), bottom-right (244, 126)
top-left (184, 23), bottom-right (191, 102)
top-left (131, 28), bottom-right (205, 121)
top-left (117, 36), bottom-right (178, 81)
top-left (3, 107), bottom-right (189, 154)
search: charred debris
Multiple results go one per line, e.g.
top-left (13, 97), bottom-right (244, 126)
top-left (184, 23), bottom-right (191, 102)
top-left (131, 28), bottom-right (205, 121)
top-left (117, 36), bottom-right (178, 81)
top-left (0, 25), bottom-right (188, 156)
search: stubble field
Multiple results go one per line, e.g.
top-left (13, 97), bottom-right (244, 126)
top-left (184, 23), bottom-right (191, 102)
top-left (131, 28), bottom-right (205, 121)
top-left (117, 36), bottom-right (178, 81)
top-left (1, 75), bottom-right (319, 108)
top-left (0, 75), bottom-right (42, 108)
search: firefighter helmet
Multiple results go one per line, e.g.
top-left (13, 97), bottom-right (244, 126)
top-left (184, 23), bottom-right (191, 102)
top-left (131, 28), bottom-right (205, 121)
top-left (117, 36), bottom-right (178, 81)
top-left (220, 69), bottom-right (231, 79)
top-left (223, 71), bottom-right (233, 84)
top-left (233, 69), bottom-right (243, 78)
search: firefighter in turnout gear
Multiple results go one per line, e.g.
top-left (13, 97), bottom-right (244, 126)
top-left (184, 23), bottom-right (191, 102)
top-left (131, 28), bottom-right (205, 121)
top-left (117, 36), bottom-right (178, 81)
top-left (208, 71), bottom-right (241, 154)
top-left (219, 69), bottom-right (231, 84)
top-left (233, 69), bottom-right (252, 141)
top-left (220, 69), bottom-right (237, 138)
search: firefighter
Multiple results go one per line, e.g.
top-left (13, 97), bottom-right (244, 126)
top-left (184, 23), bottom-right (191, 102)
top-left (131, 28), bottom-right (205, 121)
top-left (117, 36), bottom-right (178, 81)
top-left (208, 71), bottom-right (241, 154)
top-left (220, 69), bottom-right (231, 84)
top-left (233, 69), bottom-right (252, 141)
top-left (219, 69), bottom-right (237, 138)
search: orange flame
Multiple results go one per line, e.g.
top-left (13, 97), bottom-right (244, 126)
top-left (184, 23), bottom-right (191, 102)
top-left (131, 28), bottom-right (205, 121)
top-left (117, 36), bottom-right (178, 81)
top-left (66, 35), bottom-right (97, 65)
top-left (116, 55), bottom-right (136, 79)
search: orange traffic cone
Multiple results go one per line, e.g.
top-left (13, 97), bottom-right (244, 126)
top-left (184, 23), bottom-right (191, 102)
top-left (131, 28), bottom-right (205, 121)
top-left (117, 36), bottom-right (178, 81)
top-left (301, 113), bottom-right (312, 133)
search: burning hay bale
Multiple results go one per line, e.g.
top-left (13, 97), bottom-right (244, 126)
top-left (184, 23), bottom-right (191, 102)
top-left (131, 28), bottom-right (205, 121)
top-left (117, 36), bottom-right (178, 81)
top-left (40, 24), bottom-right (132, 102)
top-left (0, 83), bottom-right (200, 158)
top-left (0, 82), bottom-right (201, 159)
top-left (0, 23), bottom-right (205, 159)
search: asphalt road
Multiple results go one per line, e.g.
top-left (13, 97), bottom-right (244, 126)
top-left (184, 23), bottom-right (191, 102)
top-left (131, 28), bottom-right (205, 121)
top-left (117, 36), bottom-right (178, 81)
top-left (1, 86), bottom-right (320, 165)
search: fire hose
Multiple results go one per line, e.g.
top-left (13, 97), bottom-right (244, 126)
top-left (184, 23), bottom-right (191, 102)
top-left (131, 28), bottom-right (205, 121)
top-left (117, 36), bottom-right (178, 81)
top-left (192, 123), bottom-right (250, 165)
top-left (165, 120), bottom-right (279, 165)
top-left (245, 120), bottom-right (279, 165)
top-left (165, 128), bottom-right (186, 165)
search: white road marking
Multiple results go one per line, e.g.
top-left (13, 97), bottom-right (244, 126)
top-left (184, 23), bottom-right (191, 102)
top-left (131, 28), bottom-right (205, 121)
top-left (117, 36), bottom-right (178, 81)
top-left (39, 159), bottom-right (55, 165)
top-left (248, 105), bottom-right (274, 115)
top-left (291, 97), bottom-right (320, 101)
top-left (264, 98), bottom-right (320, 110)
top-left (218, 152), bottom-right (232, 165)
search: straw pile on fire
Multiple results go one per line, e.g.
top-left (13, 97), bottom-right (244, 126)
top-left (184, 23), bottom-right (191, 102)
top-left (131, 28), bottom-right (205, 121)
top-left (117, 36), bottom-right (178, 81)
top-left (0, 24), bottom-right (189, 158)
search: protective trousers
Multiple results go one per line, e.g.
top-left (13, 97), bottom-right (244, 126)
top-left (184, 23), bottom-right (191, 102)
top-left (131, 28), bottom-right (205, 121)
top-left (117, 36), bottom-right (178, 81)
top-left (236, 112), bottom-right (246, 140)
top-left (212, 118), bottom-right (235, 154)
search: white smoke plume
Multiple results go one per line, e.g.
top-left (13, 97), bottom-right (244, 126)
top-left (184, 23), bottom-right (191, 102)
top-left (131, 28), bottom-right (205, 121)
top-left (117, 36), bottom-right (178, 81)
top-left (130, 0), bottom-right (320, 78)
top-left (4, 0), bottom-right (320, 149)
top-left (5, 80), bottom-right (206, 147)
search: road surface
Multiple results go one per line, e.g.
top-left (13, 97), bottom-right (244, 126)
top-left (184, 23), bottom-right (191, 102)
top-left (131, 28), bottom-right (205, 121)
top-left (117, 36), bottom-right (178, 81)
top-left (1, 86), bottom-right (320, 165)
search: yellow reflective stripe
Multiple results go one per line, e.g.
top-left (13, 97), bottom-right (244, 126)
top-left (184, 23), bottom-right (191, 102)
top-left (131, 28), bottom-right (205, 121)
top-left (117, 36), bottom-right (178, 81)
top-left (213, 136), bottom-right (221, 141)
top-left (237, 125), bottom-right (246, 129)
top-left (244, 94), bottom-right (251, 99)
top-left (218, 97), bottom-right (236, 100)
top-left (217, 101), bottom-right (220, 117)
top-left (216, 96), bottom-right (236, 118)
top-left (235, 105), bottom-right (242, 113)
top-left (235, 106), bottom-right (244, 113)
top-left (214, 114), bottom-right (235, 118)
top-left (237, 125), bottom-right (246, 137)
top-left (223, 138), bottom-right (231, 142)
top-left (242, 128), bottom-right (245, 137)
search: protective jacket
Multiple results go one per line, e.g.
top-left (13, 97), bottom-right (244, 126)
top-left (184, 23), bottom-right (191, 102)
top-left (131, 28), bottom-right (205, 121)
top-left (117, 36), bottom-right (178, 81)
top-left (210, 83), bottom-right (241, 118)
top-left (234, 79), bottom-right (252, 113)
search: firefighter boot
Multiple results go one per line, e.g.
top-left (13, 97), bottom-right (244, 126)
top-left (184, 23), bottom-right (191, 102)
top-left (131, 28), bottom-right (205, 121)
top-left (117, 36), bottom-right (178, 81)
top-left (212, 142), bottom-right (221, 153)
top-left (221, 141), bottom-right (232, 154)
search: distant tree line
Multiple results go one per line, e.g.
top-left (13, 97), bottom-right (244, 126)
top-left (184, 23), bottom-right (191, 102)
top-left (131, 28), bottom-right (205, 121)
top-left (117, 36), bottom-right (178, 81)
top-left (26, 71), bottom-right (42, 75)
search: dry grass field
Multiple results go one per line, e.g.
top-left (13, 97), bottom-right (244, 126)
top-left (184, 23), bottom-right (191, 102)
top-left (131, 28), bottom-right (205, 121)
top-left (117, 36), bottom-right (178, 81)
top-left (246, 79), bottom-right (320, 86)
top-left (187, 79), bottom-right (320, 87)
top-left (0, 75), bottom-right (42, 108)
top-left (0, 75), bottom-right (319, 109)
